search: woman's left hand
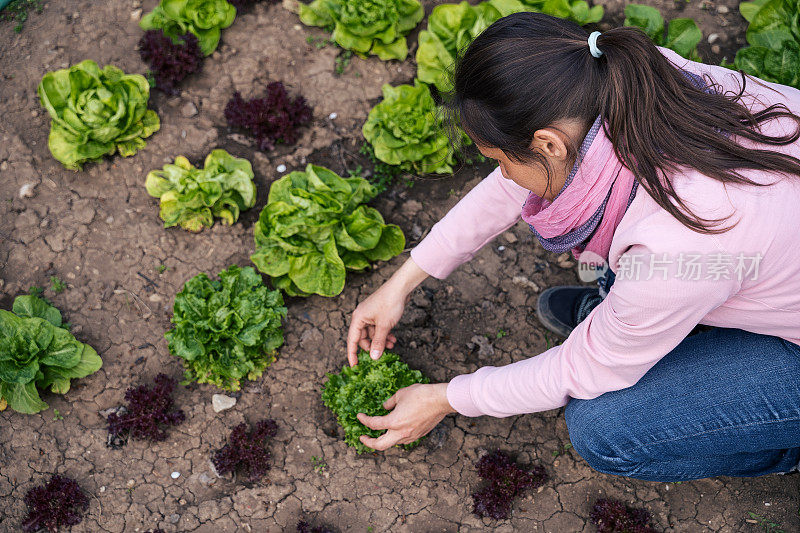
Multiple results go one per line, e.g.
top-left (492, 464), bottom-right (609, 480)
top-left (357, 383), bottom-right (455, 451)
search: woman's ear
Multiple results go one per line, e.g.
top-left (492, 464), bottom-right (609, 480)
top-left (530, 127), bottom-right (570, 162)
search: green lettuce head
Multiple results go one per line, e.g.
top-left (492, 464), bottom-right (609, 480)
top-left (251, 164), bottom-right (405, 297)
top-left (731, 0), bottom-right (800, 89)
top-left (299, 0), bottom-right (424, 60)
top-left (140, 0), bottom-right (237, 55)
top-left (37, 60), bottom-right (160, 170)
top-left (145, 149), bottom-right (257, 232)
top-left (0, 295), bottom-right (102, 414)
top-left (363, 80), bottom-right (467, 174)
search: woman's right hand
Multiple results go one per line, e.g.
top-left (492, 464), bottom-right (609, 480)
top-left (346, 257), bottom-right (429, 366)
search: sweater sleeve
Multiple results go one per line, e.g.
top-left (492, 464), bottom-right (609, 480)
top-left (410, 167), bottom-right (530, 279)
top-left (446, 243), bottom-right (741, 417)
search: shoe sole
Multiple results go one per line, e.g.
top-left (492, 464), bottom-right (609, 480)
top-left (535, 286), bottom-right (592, 339)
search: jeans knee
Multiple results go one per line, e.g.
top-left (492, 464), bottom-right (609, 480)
top-left (565, 398), bottom-right (637, 477)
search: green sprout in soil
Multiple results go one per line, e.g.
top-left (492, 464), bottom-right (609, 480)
top-left (50, 276), bottom-right (66, 293)
top-left (495, 329), bottom-right (508, 339)
top-left (359, 142), bottom-right (404, 193)
top-left (551, 443), bottom-right (572, 457)
top-left (52, 409), bottom-right (63, 421)
top-left (1, 0), bottom-right (43, 33)
top-left (156, 264), bottom-right (168, 274)
top-left (335, 50), bottom-right (353, 75)
top-left (311, 456), bottom-right (327, 473)
top-left (747, 512), bottom-right (785, 533)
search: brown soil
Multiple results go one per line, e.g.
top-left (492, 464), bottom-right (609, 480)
top-left (1, 0), bottom-right (797, 532)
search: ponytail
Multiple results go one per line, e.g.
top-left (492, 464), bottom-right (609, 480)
top-left (445, 12), bottom-right (800, 234)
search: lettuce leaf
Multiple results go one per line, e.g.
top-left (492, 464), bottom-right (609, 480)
top-left (624, 4), bottom-right (702, 59)
top-left (251, 164), bottom-right (405, 297)
top-left (0, 295), bottom-right (101, 414)
top-left (166, 265), bottom-right (287, 391)
top-left (322, 351), bottom-right (429, 453)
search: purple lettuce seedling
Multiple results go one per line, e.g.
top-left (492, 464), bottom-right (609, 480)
top-left (297, 520), bottom-right (334, 533)
top-left (224, 82), bottom-right (312, 151)
top-left (106, 374), bottom-right (185, 445)
top-left (22, 474), bottom-right (89, 532)
top-left (139, 30), bottom-right (203, 95)
top-left (471, 450), bottom-right (548, 519)
top-left (590, 498), bottom-right (658, 533)
top-left (212, 420), bottom-right (278, 482)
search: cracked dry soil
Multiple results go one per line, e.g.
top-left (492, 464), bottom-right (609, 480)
top-left (1, 0), bottom-right (798, 531)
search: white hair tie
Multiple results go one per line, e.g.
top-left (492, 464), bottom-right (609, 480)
top-left (588, 31), bottom-right (603, 58)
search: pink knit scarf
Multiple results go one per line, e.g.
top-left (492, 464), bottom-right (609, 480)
top-left (520, 123), bottom-right (638, 268)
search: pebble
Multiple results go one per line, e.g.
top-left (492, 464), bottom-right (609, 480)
top-left (502, 231), bottom-right (518, 244)
top-left (497, 245), bottom-right (506, 252)
top-left (171, 471), bottom-right (181, 479)
top-left (181, 130), bottom-right (187, 139)
top-left (707, 33), bottom-right (719, 44)
top-left (169, 513), bottom-right (181, 524)
top-left (512, 275), bottom-right (541, 292)
top-left (181, 101), bottom-right (198, 118)
top-left (99, 486), bottom-right (106, 493)
top-left (212, 394), bottom-right (236, 412)
top-left (18, 183), bottom-right (37, 199)
top-left (105, 216), bottom-right (114, 224)
top-left (131, 8), bottom-right (142, 20)
top-left (711, 44), bottom-right (721, 55)
top-left (0, 161), bottom-right (8, 171)
top-left (328, 112), bottom-right (338, 120)
top-left (717, 5), bottom-right (729, 13)
top-left (276, 164), bottom-right (287, 173)
top-left (148, 294), bottom-right (163, 303)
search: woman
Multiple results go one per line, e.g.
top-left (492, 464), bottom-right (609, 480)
top-left (346, 12), bottom-right (800, 481)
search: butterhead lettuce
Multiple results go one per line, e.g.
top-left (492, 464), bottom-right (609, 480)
top-left (145, 149), bottom-right (257, 232)
top-left (363, 80), bottom-right (467, 174)
top-left (251, 164), bottom-right (405, 297)
top-left (140, 0), bottom-right (237, 56)
top-left (38, 60), bottom-right (160, 170)
top-left (298, 0), bottom-right (424, 61)
top-left (0, 295), bottom-right (102, 414)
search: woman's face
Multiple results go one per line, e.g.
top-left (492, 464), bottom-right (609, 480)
top-left (476, 144), bottom-right (558, 199)
top-left (474, 121), bottom-right (586, 201)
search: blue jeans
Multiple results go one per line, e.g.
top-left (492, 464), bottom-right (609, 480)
top-left (565, 327), bottom-right (800, 481)
top-left (565, 269), bottom-right (800, 481)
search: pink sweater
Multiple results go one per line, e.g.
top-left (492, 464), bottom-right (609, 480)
top-left (410, 49), bottom-right (800, 418)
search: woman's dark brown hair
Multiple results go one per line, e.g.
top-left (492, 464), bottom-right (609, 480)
top-left (444, 12), bottom-right (800, 234)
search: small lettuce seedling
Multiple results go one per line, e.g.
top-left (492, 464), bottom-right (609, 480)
top-left (322, 351), bottom-right (428, 453)
top-left (225, 82), bottom-right (313, 151)
top-left (22, 474), bottom-right (89, 532)
top-left (589, 498), bottom-right (657, 533)
top-left (139, 30), bottom-right (203, 95)
top-left (212, 419), bottom-right (278, 482)
top-left (106, 374), bottom-right (186, 444)
top-left (471, 450), bottom-right (548, 519)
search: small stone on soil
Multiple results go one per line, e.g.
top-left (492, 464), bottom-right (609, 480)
top-left (277, 164), bottom-right (287, 173)
top-left (18, 183), bottom-right (37, 198)
top-left (212, 394), bottom-right (236, 412)
top-left (717, 5), bottom-right (729, 13)
top-left (171, 471), bottom-right (180, 479)
top-left (708, 33), bottom-right (720, 44)
top-left (181, 102), bottom-right (198, 118)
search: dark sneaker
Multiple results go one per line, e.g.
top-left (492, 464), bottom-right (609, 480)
top-left (536, 286), bottom-right (603, 337)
